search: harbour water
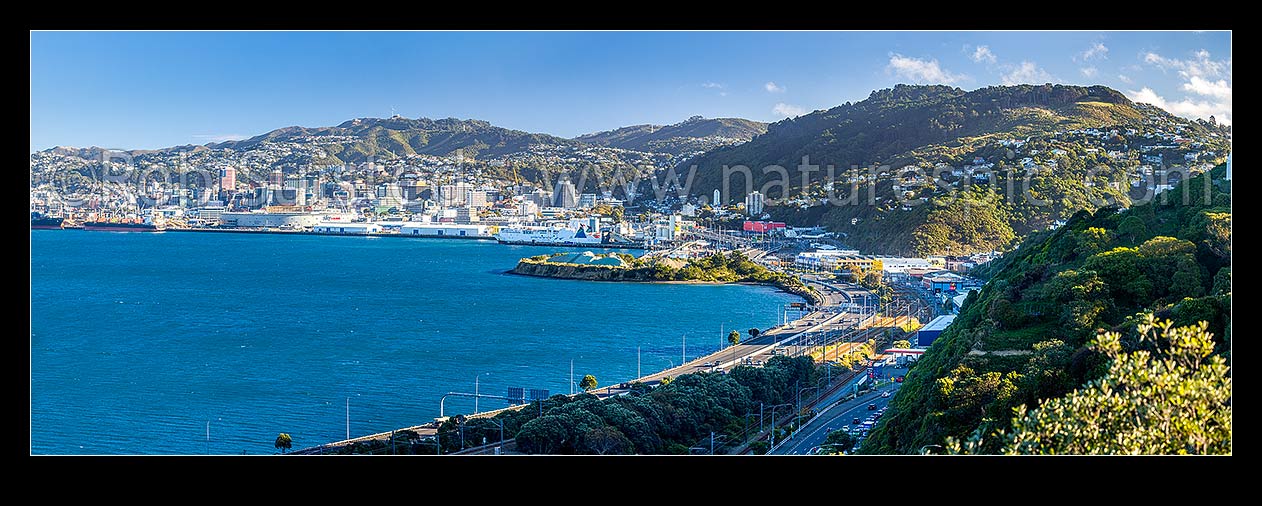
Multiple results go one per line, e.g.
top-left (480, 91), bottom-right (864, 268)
top-left (30, 230), bottom-right (798, 454)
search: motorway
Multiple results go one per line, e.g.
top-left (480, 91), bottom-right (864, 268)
top-left (587, 274), bottom-right (875, 398)
top-left (771, 367), bottom-right (909, 455)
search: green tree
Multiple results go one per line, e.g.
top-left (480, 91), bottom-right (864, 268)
top-left (1212, 267), bottom-right (1231, 295)
top-left (748, 440), bottom-right (769, 455)
top-left (950, 316), bottom-right (1231, 454)
top-left (1117, 215), bottom-right (1147, 244)
top-left (1084, 247), bottom-right (1152, 307)
top-left (822, 429), bottom-right (856, 454)
top-left (579, 374), bottom-right (598, 392)
top-left (728, 330), bottom-right (741, 347)
top-left (892, 339), bottom-right (911, 349)
top-left (275, 433), bottom-right (292, 454)
top-left (514, 415), bottom-right (570, 454)
top-left (748, 328), bottom-right (761, 339)
top-left (1076, 227), bottom-right (1114, 256)
top-left (580, 425), bottom-right (633, 455)
top-left (659, 375), bottom-right (674, 386)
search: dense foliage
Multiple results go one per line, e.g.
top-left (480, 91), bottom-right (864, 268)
top-left (526, 250), bottom-right (821, 304)
top-left (327, 355), bottom-right (819, 454)
top-left (862, 164), bottom-right (1230, 454)
top-left (949, 316), bottom-right (1231, 454)
top-left (216, 117), bottom-right (577, 162)
top-left (575, 116), bottom-right (767, 155)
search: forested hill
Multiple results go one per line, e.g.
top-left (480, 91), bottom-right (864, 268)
top-left (685, 84), bottom-right (1231, 256)
top-left (574, 116), bottom-right (767, 155)
top-left (861, 163), bottom-right (1231, 454)
top-left (211, 116), bottom-right (577, 162)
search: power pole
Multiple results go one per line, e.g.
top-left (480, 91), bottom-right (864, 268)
top-left (637, 346), bottom-right (641, 379)
top-left (345, 397), bottom-right (350, 440)
top-left (570, 359), bottom-right (574, 395)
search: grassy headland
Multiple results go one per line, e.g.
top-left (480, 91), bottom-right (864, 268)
top-left (513, 250), bottom-right (822, 305)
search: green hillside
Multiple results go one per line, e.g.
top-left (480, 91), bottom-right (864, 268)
top-left (212, 117), bottom-right (578, 162)
top-left (575, 116), bottom-right (767, 155)
top-left (684, 84), bottom-right (1231, 256)
top-left (860, 164), bottom-right (1231, 454)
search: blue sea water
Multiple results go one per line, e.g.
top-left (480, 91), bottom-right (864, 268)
top-left (30, 230), bottom-right (798, 454)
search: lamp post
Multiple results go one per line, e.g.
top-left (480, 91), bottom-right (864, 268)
top-left (493, 418), bottom-right (505, 455)
top-left (475, 372), bottom-right (491, 413)
top-left (765, 402), bottom-right (794, 450)
top-left (795, 384), bottom-right (823, 431)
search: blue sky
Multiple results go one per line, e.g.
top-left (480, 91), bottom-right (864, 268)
top-left (29, 31), bottom-right (1231, 151)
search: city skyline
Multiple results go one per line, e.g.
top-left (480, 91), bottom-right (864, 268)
top-left (30, 30), bottom-right (1230, 152)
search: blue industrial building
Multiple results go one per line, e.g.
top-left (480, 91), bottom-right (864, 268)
top-left (916, 315), bottom-right (957, 347)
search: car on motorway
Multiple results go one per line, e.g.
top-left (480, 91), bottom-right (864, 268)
top-left (853, 417), bottom-right (861, 425)
top-left (895, 376), bottom-right (905, 383)
top-left (881, 391), bottom-right (890, 398)
top-left (867, 403), bottom-right (877, 410)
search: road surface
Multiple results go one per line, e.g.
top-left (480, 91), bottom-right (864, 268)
top-left (771, 368), bottom-right (908, 455)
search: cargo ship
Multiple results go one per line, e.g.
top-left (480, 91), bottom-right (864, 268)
top-left (82, 217), bottom-right (162, 232)
top-left (31, 212), bottom-right (64, 230)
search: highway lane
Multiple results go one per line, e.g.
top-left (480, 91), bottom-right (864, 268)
top-left (589, 275), bottom-right (871, 397)
top-left (772, 368), bottom-right (908, 455)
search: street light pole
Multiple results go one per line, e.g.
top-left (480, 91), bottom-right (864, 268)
top-left (475, 373), bottom-right (488, 413)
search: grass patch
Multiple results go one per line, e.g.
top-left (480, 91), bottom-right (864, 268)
top-left (987, 322), bottom-right (1060, 350)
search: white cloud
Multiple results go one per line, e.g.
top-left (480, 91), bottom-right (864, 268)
top-left (1001, 61), bottom-right (1056, 85)
top-left (886, 53), bottom-right (964, 84)
top-left (1133, 49), bottom-right (1231, 124)
top-left (1182, 75), bottom-right (1232, 101)
top-left (1080, 67), bottom-right (1099, 78)
top-left (971, 45), bottom-right (996, 64)
top-left (764, 81), bottom-right (786, 93)
top-left (1128, 87), bottom-right (1231, 126)
top-left (772, 103), bottom-right (807, 118)
top-left (1117, 74), bottom-right (1133, 84)
top-left (701, 82), bottom-right (726, 96)
top-left (1143, 50), bottom-right (1229, 79)
top-left (193, 134), bottom-right (247, 143)
top-left (1079, 42), bottom-right (1109, 61)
